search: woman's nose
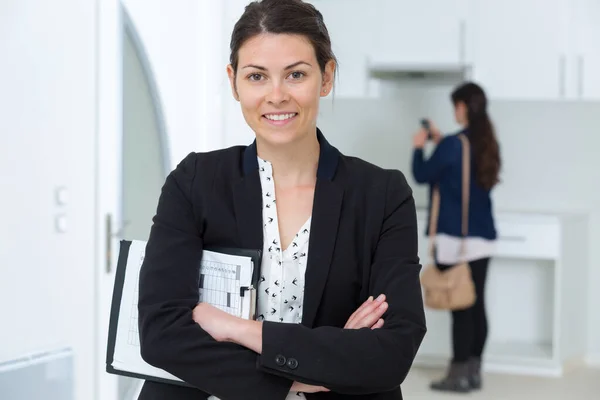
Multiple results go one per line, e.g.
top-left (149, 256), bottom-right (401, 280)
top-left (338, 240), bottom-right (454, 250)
top-left (266, 82), bottom-right (289, 104)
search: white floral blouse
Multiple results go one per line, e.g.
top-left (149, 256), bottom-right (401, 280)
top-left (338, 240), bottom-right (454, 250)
top-left (209, 157), bottom-right (312, 400)
top-left (256, 156), bottom-right (311, 399)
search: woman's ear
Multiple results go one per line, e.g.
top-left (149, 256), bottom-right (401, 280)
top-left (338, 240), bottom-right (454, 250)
top-left (226, 64), bottom-right (240, 101)
top-left (320, 60), bottom-right (336, 97)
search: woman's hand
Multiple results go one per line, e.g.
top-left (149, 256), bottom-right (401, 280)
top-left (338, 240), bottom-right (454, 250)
top-left (193, 298), bottom-right (387, 396)
top-left (413, 120), bottom-right (442, 148)
top-left (413, 128), bottom-right (428, 149)
top-left (192, 302), bottom-right (240, 342)
top-left (194, 304), bottom-right (330, 394)
top-left (344, 294), bottom-right (388, 330)
top-left (428, 120), bottom-right (443, 144)
top-left (291, 381), bottom-right (330, 393)
top-left (290, 295), bottom-right (388, 394)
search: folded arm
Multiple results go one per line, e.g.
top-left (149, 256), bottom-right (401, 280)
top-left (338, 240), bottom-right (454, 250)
top-left (137, 153), bottom-right (292, 400)
top-left (233, 170), bottom-right (427, 394)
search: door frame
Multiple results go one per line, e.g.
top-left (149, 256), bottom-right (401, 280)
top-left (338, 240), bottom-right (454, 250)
top-left (95, 0), bottom-right (123, 398)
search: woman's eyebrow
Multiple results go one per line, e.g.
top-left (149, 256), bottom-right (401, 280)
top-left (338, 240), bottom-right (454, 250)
top-left (241, 61), bottom-right (313, 70)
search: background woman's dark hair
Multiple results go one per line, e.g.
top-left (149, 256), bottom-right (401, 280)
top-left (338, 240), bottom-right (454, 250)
top-left (229, 0), bottom-right (338, 83)
top-left (451, 82), bottom-right (501, 190)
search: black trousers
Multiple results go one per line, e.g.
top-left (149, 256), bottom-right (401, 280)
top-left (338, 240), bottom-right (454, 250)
top-left (437, 257), bottom-right (490, 363)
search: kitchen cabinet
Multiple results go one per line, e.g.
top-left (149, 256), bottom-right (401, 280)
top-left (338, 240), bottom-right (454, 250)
top-left (223, 1), bottom-right (600, 102)
top-left (568, 0), bottom-right (600, 100)
top-left (469, 0), bottom-right (570, 100)
top-left (309, 0), bottom-right (380, 98)
top-left (370, 0), bottom-right (469, 67)
top-left (314, 0), bottom-right (471, 98)
top-left (414, 210), bottom-right (589, 377)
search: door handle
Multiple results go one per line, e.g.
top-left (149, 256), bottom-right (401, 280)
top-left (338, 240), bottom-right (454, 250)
top-left (105, 214), bottom-right (112, 274)
top-left (105, 213), bottom-right (130, 274)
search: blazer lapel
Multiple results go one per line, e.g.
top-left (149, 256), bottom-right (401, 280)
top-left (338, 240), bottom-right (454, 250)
top-left (233, 172), bottom-right (263, 252)
top-left (302, 179), bottom-right (343, 327)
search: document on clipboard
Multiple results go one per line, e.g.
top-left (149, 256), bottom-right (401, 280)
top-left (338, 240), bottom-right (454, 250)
top-left (106, 240), bottom-right (261, 386)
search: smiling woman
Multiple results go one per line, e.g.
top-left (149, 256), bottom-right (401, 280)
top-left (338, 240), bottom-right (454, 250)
top-left (136, 1), bottom-right (427, 399)
top-left (229, 35), bottom-right (328, 148)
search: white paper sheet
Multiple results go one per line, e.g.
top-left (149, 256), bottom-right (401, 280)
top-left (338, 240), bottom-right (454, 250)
top-left (110, 240), bottom-right (255, 383)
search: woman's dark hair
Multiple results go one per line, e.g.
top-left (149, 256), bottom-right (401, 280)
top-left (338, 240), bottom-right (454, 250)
top-left (229, 0), bottom-right (337, 81)
top-left (451, 82), bottom-right (501, 190)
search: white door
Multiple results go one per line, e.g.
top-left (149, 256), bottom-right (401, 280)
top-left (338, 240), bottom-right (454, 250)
top-left (97, 1), bottom-right (225, 397)
top-left (1, 1), bottom-right (98, 399)
top-left (96, 2), bottom-right (172, 399)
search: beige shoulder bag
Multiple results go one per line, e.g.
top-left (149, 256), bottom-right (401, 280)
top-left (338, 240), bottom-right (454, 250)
top-left (420, 134), bottom-right (476, 311)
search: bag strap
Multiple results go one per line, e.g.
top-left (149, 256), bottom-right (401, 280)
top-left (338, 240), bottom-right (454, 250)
top-left (428, 133), bottom-right (471, 261)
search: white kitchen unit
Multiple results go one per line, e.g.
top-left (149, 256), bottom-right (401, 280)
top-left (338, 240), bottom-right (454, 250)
top-left (311, 0), bottom-right (470, 98)
top-left (369, 0), bottom-right (470, 68)
top-left (414, 210), bottom-right (589, 377)
top-left (469, 0), bottom-right (571, 100)
top-left (308, 0), bottom-right (380, 98)
top-left (567, 0), bottom-right (600, 100)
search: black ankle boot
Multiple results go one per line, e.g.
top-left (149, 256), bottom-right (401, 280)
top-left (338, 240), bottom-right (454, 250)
top-left (430, 361), bottom-right (471, 393)
top-left (468, 357), bottom-right (482, 389)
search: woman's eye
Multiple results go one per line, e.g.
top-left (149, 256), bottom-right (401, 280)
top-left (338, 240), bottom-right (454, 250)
top-left (289, 71), bottom-right (305, 80)
top-left (248, 73), bottom-right (263, 81)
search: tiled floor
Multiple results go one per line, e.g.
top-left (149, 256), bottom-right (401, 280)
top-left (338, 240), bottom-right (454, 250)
top-left (402, 366), bottom-right (600, 399)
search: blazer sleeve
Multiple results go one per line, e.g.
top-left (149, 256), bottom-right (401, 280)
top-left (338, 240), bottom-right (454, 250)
top-left (256, 170), bottom-right (427, 395)
top-left (411, 136), bottom-right (456, 184)
top-left (137, 153), bottom-right (293, 400)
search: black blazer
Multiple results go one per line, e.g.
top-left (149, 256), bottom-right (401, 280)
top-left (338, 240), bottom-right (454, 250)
top-left (137, 130), bottom-right (427, 400)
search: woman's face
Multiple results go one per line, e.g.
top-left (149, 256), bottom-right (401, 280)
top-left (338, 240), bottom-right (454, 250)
top-left (454, 101), bottom-right (468, 127)
top-left (227, 33), bottom-right (334, 147)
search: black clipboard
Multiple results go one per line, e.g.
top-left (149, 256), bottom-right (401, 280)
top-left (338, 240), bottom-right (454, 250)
top-left (105, 239), bottom-right (262, 386)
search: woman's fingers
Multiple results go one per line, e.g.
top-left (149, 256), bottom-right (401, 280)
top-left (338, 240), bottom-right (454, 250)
top-left (371, 318), bottom-right (385, 330)
top-left (291, 382), bottom-right (330, 393)
top-left (355, 299), bottom-right (387, 329)
top-left (344, 296), bottom-right (373, 328)
top-left (345, 294), bottom-right (387, 329)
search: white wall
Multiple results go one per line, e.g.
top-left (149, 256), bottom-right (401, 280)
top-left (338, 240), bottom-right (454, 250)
top-left (221, 0), bottom-right (259, 147)
top-left (0, 1), bottom-right (97, 399)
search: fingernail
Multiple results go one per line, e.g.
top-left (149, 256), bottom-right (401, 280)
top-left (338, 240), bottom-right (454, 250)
top-left (376, 294), bottom-right (385, 302)
top-left (368, 296), bottom-right (373, 302)
top-left (379, 302), bottom-right (388, 310)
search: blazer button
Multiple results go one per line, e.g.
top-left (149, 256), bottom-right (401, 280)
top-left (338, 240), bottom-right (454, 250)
top-left (286, 358), bottom-right (298, 370)
top-left (275, 354), bottom-right (287, 366)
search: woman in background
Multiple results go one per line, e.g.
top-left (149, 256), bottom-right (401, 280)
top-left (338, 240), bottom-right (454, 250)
top-left (411, 82), bottom-right (501, 393)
